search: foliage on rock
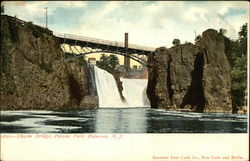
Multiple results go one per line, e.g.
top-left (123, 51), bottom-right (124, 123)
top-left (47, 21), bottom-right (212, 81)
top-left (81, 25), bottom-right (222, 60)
top-left (172, 39), bottom-right (180, 46)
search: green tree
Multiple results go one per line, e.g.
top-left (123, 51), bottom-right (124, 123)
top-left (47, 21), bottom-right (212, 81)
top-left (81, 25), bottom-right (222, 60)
top-left (195, 35), bottom-right (202, 45)
top-left (237, 23), bottom-right (247, 57)
top-left (230, 23), bottom-right (248, 112)
top-left (132, 65), bottom-right (138, 70)
top-left (109, 54), bottom-right (119, 70)
top-left (172, 39), bottom-right (180, 46)
top-left (231, 55), bottom-right (247, 111)
top-left (219, 28), bottom-right (227, 36)
top-left (238, 23), bottom-right (247, 40)
top-left (96, 54), bottom-right (110, 71)
top-left (96, 54), bottom-right (120, 73)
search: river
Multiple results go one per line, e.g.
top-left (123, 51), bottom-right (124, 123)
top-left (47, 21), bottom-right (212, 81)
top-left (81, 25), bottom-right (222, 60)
top-left (0, 108), bottom-right (247, 133)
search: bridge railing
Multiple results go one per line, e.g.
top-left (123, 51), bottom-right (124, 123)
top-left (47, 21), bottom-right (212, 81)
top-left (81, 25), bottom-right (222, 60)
top-left (53, 32), bottom-right (155, 52)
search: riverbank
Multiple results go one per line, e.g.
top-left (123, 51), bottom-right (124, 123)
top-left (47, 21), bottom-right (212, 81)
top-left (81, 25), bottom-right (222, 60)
top-left (1, 106), bottom-right (247, 115)
top-left (161, 108), bottom-right (248, 114)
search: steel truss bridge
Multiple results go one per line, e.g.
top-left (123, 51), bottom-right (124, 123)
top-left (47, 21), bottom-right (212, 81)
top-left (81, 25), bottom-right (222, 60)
top-left (54, 32), bottom-right (155, 66)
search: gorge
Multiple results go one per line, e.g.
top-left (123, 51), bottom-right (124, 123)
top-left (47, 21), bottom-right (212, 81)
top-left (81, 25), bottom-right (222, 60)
top-left (0, 15), bottom-right (247, 114)
top-left (0, 15), bottom-right (247, 134)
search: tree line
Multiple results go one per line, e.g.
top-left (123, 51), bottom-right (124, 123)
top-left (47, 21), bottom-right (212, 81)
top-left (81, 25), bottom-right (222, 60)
top-left (96, 54), bottom-right (119, 74)
top-left (227, 23), bottom-right (247, 112)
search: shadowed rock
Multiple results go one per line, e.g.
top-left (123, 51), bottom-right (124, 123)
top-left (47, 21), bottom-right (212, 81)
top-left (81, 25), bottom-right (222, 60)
top-left (147, 29), bottom-right (232, 113)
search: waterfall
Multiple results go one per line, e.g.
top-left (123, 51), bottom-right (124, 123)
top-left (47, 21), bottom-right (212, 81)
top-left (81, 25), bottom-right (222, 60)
top-left (94, 66), bottom-right (125, 108)
top-left (94, 66), bottom-right (150, 108)
top-left (121, 78), bottom-right (150, 107)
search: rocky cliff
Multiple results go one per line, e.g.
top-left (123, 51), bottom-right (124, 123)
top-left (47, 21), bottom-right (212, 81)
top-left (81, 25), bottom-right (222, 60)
top-left (147, 29), bottom-right (232, 112)
top-left (0, 15), bottom-right (97, 110)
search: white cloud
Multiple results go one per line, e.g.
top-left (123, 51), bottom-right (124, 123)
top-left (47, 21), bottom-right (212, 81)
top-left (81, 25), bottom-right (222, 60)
top-left (217, 6), bottom-right (229, 16)
top-left (76, 1), bottom-right (247, 47)
top-left (182, 7), bottom-right (208, 22)
top-left (3, 1), bottom-right (87, 20)
top-left (55, 1), bottom-right (87, 7)
top-left (89, 1), bottom-right (122, 21)
top-left (143, 3), bottom-right (161, 13)
top-left (3, 1), bottom-right (48, 22)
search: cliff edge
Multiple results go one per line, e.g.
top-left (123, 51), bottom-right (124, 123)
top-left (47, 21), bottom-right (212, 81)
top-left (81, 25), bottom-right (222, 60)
top-left (0, 15), bottom-right (97, 110)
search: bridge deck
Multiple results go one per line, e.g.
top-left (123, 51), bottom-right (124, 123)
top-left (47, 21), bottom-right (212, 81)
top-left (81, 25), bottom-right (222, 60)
top-left (54, 32), bottom-right (155, 55)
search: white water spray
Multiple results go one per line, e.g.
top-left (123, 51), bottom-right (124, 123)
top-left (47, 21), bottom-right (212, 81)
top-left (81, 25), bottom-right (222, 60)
top-left (121, 78), bottom-right (150, 107)
top-left (94, 66), bottom-right (149, 108)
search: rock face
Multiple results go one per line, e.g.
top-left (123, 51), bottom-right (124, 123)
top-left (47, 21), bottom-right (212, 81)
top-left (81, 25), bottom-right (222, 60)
top-left (113, 70), bottom-right (126, 101)
top-left (0, 15), bottom-right (97, 110)
top-left (201, 29), bottom-right (231, 112)
top-left (147, 29), bottom-right (232, 112)
top-left (147, 43), bottom-right (197, 109)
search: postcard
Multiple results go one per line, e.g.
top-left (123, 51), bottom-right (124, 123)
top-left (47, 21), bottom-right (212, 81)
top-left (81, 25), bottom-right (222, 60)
top-left (0, 1), bottom-right (249, 161)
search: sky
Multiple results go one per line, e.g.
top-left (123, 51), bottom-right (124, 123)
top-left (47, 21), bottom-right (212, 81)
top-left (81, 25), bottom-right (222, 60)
top-left (2, 1), bottom-right (249, 48)
top-left (2, 1), bottom-right (249, 66)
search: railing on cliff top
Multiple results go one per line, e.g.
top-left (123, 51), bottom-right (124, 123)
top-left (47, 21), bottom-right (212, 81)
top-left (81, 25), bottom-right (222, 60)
top-left (2, 15), bottom-right (28, 25)
top-left (53, 32), bottom-right (155, 52)
top-left (3, 15), bottom-right (53, 34)
top-left (3, 15), bottom-right (155, 52)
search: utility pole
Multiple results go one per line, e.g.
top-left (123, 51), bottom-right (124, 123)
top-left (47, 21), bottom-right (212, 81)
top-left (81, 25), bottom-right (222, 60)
top-left (194, 30), bottom-right (196, 39)
top-left (44, 7), bottom-right (48, 28)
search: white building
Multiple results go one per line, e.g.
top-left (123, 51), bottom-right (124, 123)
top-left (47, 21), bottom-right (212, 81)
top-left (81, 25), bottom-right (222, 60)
top-left (88, 58), bottom-right (96, 65)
